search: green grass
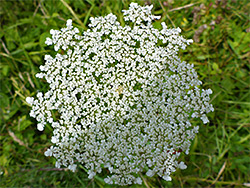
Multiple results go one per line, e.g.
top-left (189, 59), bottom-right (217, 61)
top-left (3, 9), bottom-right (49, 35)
top-left (0, 0), bottom-right (250, 187)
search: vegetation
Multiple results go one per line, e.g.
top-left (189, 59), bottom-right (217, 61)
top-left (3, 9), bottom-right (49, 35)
top-left (0, 0), bottom-right (249, 187)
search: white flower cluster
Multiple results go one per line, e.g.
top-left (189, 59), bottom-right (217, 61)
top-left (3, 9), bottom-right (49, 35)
top-left (26, 3), bottom-right (214, 185)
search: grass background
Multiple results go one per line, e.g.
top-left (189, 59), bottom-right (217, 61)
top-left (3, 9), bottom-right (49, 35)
top-left (0, 0), bottom-right (249, 187)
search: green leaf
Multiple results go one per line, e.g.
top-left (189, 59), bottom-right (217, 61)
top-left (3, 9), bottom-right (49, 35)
top-left (2, 65), bottom-right (10, 76)
top-left (153, 21), bottom-right (162, 29)
top-left (85, 0), bottom-right (95, 6)
top-left (221, 77), bottom-right (235, 93)
top-left (6, 106), bottom-right (19, 120)
top-left (39, 32), bottom-right (51, 47)
top-left (19, 117), bottom-right (32, 131)
top-left (238, 164), bottom-right (248, 173)
top-left (40, 134), bottom-right (47, 140)
top-left (0, 93), bottom-right (9, 108)
top-left (236, 69), bottom-right (247, 78)
top-left (6, 39), bottom-right (17, 51)
top-left (52, 13), bottom-right (60, 17)
top-left (212, 62), bottom-right (219, 71)
top-left (27, 132), bottom-right (34, 145)
top-left (23, 42), bottom-right (39, 50)
top-left (31, 55), bottom-right (41, 63)
top-left (0, 155), bottom-right (8, 166)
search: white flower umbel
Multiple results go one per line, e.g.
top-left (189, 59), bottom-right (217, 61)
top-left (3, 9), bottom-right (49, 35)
top-left (27, 3), bottom-right (214, 185)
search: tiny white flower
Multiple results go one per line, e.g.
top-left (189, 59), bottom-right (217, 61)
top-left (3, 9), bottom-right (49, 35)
top-left (88, 171), bottom-right (96, 179)
top-left (35, 73), bottom-right (44, 78)
top-left (135, 177), bottom-right (142, 184)
top-left (207, 88), bottom-right (213, 94)
top-left (26, 97), bottom-right (34, 105)
top-left (37, 92), bottom-right (43, 98)
top-left (179, 161), bottom-right (187, 169)
top-left (55, 161), bottom-right (61, 168)
top-left (163, 175), bottom-right (172, 181)
top-left (45, 37), bottom-right (53, 45)
top-left (44, 148), bottom-right (53, 156)
top-left (201, 114), bottom-right (209, 124)
top-left (104, 177), bottom-right (113, 184)
top-left (68, 164), bottom-right (77, 172)
top-left (51, 136), bottom-right (58, 143)
top-left (37, 123), bottom-right (44, 131)
top-left (66, 19), bottom-right (72, 27)
top-left (146, 169), bottom-right (155, 177)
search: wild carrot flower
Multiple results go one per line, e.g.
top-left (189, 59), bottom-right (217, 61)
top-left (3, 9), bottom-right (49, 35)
top-left (26, 3), bottom-right (214, 185)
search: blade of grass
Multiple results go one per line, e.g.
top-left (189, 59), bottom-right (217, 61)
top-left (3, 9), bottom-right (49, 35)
top-left (207, 161), bottom-right (227, 188)
top-left (74, 174), bottom-right (87, 187)
top-left (183, 176), bottom-right (243, 186)
top-left (158, 0), bottom-right (176, 28)
top-left (0, 52), bottom-right (29, 66)
top-left (16, 29), bottom-right (41, 89)
top-left (238, 134), bottom-right (250, 144)
top-left (83, 4), bottom-right (95, 27)
top-left (60, 0), bottom-right (86, 29)
top-left (168, 3), bottom-right (198, 12)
